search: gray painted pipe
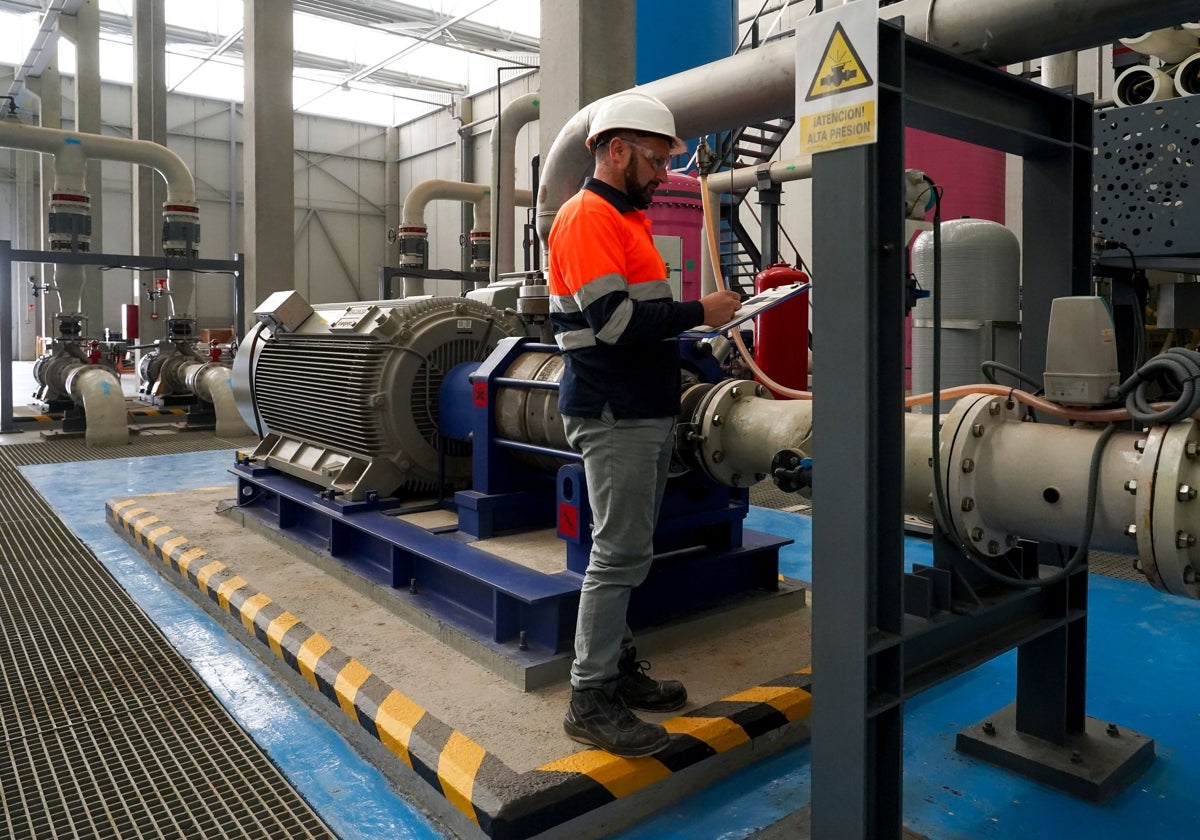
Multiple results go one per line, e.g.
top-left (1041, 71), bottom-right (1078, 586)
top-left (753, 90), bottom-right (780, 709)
top-left (489, 93), bottom-right (540, 283)
top-left (537, 0), bottom-right (1199, 245)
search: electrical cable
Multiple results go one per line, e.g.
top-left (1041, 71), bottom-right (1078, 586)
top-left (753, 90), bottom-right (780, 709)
top-left (980, 360), bottom-right (1042, 392)
top-left (1118, 346), bottom-right (1200, 425)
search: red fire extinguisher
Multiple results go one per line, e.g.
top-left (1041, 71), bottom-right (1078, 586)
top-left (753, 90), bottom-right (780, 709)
top-left (753, 263), bottom-right (809, 397)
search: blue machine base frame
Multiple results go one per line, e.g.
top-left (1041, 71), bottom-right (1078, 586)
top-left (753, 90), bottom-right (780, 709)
top-left (231, 461), bottom-right (792, 673)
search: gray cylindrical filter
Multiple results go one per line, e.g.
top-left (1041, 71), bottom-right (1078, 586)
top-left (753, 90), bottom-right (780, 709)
top-left (911, 219), bottom-right (1021, 413)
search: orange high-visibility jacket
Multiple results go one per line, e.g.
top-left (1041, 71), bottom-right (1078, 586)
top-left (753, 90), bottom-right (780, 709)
top-left (548, 178), bottom-right (704, 418)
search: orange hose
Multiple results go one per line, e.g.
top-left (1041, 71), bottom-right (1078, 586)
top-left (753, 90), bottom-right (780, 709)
top-left (699, 174), bottom-right (812, 399)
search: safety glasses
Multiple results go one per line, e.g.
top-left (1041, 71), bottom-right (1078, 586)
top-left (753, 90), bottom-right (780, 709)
top-left (623, 139), bottom-right (671, 172)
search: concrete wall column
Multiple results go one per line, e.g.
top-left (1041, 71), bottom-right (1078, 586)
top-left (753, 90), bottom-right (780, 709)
top-left (243, 0), bottom-right (294, 323)
top-left (133, 0), bottom-right (166, 345)
top-left (537, 1), bottom-right (635, 175)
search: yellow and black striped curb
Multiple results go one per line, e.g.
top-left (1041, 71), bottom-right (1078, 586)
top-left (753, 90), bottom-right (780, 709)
top-left (108, 497), bottom-right (813, 840)
top-left (127, 407), bottom-right (188, 417)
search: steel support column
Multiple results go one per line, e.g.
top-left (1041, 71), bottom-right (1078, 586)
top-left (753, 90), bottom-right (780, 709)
top-left (0, 240), bottom-right (17, 433)
top-left (809, 19), bottom-right (1134, 838)
top-left (811, 22), bottom-right (907, 840)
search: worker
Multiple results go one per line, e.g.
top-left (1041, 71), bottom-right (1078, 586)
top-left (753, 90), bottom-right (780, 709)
top-left (548, 91), bottom-right (742, 757)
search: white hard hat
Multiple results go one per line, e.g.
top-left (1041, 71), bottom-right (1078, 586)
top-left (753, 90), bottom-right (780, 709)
top-left (584, 92), bottom-right (687, 155)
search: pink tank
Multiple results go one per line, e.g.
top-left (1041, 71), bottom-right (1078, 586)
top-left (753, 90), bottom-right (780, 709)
top-left (648, 172), bottom-right (704, 301)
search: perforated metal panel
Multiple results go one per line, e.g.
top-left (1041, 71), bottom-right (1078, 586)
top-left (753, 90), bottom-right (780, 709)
top-left (1093, 97), bottom-right (1200, 256)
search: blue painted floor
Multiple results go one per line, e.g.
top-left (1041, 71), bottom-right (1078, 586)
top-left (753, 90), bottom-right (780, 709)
top-left (22, 451), bottom-right (1200, 839)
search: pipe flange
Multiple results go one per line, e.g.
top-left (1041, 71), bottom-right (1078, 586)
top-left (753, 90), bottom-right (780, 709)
top-left (1139, 420), bottom-right (1200, 598)
top-left (943, 393), bottom-right (1026, 556)
top-left (1133, 425), bottom-right (1166, 589)
top-left (695, 378), bottom-right (770, 486)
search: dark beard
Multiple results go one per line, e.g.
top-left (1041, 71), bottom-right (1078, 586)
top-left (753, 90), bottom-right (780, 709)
top-left (623, 156), bottom-right (657, 209)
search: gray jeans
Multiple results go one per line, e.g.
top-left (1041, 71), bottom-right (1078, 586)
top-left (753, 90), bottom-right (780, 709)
top-left (564, 406), bottom-right (675, 690)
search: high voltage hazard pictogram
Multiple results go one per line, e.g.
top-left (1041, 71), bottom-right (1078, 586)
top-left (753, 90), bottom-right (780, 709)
top-left (805, 22), bottom-right (873, 101)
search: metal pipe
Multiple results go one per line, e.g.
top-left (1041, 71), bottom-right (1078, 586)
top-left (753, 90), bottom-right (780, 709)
top-left (489, 92), bottom-right (540, 283)
top-left (537, 0), bottom-right (1199, 246)
top-left (885, 0), bottom-right (1199, 65)
top-left (402, 179), bottom-right (494, 229)
top-left (0, 120), bottom-right (196, 204)
top-left (63, 365), bottom-right (128, 446)
top-left (183, 362), bottom-right (254, 438)
top-left (400, 179), bottom-right (533, 293)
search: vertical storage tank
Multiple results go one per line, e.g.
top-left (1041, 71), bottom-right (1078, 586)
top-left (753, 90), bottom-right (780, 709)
top-left (647, 172), bottom-right (705, 301)
top-left (911, 219), bottom-right (1021, 411)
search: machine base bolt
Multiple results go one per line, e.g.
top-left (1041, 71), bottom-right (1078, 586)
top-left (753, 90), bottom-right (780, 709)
top-left (1070, 751), bottom-right (1083, 764)
top-left (518, 630), bottom-right (528, 651)
top-left (982, 721), bottom-right (996, 736)
top-left (409, 577), bottom-right (419, 595)
top-left (1106, 723), bottom-right (1120, 737)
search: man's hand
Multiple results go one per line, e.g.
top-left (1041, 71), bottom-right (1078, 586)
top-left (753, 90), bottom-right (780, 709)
top-left (699, 289), bottom-right (742, 327)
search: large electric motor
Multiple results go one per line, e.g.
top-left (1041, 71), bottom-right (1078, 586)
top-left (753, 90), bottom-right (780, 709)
top-left (234, 292), bottom-right (525, 500)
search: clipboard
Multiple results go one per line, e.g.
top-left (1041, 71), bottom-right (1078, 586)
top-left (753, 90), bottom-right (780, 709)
top-left (694, 282), bottom-right (811, 334)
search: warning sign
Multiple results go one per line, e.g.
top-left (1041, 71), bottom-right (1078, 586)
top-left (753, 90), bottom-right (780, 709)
top-left (806, 23), bottom-right (873, 101)
top-left (796, 1), bottom-right (879, 154)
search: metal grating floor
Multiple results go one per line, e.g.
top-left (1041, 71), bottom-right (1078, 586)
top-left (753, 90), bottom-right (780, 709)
top-left (0, 436), bottom-right (336, 840)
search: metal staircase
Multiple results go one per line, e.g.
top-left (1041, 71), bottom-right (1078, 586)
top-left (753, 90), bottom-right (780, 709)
top-left (712, 20), bottom-right (797, 294)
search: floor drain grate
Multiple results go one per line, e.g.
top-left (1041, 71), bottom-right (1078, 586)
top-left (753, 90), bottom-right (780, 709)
top-left (0, 448), bottom-right (336, 838)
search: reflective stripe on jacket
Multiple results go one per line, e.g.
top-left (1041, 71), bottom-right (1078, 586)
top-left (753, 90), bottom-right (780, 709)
top-left (548, 178), bottom-right (705, 419)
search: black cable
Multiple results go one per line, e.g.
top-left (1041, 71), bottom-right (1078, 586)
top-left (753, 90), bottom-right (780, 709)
top-left (1118, 346), bottom-right (1200, 425)
top-left (980, 360), bottom-right (1041, 391)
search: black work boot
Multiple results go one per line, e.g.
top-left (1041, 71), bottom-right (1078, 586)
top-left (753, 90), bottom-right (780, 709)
top-left (564, 686), bottom-right (671, 757)
top-left (615, 646), bottom-right (688, 712)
